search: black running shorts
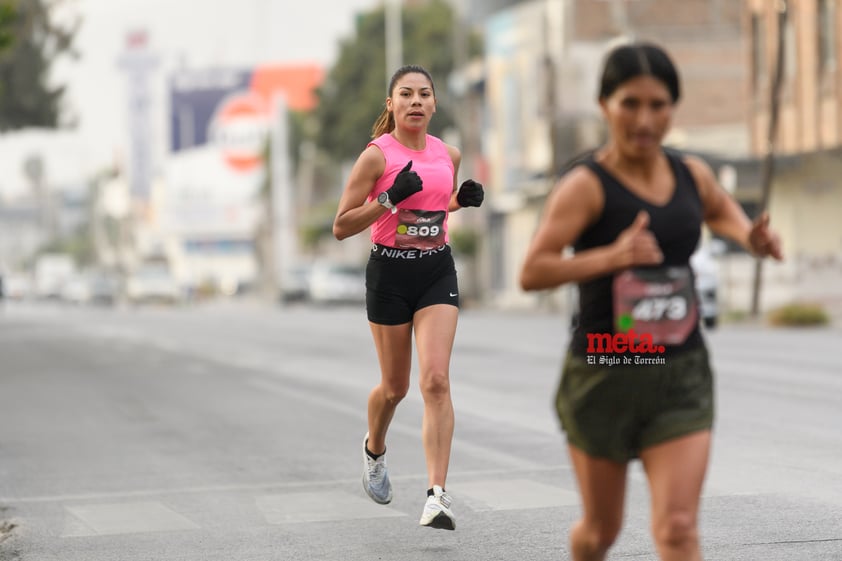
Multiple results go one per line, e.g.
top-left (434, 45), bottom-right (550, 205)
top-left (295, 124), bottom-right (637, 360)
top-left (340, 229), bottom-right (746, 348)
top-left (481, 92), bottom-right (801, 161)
top-left (366, 244), bottom-right (459, 325)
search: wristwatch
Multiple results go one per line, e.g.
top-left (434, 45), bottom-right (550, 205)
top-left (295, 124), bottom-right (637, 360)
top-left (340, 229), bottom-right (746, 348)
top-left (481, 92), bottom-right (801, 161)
top-left (377, 192), bottom-right (397, 214)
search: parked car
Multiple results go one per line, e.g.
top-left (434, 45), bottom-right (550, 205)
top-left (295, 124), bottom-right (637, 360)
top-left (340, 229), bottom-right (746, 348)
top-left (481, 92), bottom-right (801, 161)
top-left (308, 261), bottom-right (366, 304)
top-left (60, 274), bottom-right (92, 305)
top-left (2, 272), bottom-right (32, 301)
top-left (280, 264), bottom-right (312, 303)
top-left (88, 271), bottom-right (120, 306)
top-left (126, 264), bottom-right (181, 305)
top-left (60, 270), bottom-right (120, 306)
top-left (690, 240), bottom-right (725, 329)
top-left (34, 253), bottom-right (75, 300)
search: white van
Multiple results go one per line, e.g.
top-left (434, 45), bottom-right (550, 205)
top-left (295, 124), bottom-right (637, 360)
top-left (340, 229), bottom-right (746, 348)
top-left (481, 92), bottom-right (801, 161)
top-left (34, 254), bottom-right (76, 300)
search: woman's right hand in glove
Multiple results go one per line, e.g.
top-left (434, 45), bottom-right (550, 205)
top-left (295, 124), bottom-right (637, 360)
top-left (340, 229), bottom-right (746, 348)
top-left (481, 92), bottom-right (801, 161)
top-left (386, 160), bottom-right (423, 204)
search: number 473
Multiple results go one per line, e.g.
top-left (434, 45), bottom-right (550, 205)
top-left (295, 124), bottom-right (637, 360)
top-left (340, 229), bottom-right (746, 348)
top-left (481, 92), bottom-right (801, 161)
top-left (632, 297), bottom-right (687, 321)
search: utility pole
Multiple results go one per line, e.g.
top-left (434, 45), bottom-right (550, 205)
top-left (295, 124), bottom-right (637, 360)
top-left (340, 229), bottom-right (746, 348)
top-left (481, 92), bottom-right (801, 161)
top-left (544, 0), bottom-right (563, 177)
top-left (23, 154), bottom-right (56, 243)
top-left (385, 0), bottom-right (403, 86)
top-left (270, 94), bottom-right (294, 306)
top-left (751, 0), bottom-right (788, 317)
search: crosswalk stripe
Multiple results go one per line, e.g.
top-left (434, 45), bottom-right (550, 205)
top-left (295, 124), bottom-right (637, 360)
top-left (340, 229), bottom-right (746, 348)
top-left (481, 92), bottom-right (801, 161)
top-left (256, 491), bottom-right (406, 524)
top-left (48, 476), bottom-right (582, 538)
top-left (456, 479), bottom-right (579, 511)
top-left (62, 501), bottom-right (200, 537)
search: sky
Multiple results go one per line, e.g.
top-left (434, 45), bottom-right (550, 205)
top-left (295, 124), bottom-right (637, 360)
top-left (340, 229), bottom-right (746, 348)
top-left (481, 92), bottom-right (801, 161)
top-left (13, 0), bottom-right (380, 188)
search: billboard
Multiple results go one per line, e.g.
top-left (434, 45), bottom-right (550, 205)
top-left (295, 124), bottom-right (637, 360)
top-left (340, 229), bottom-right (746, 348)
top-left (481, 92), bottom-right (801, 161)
top-left (163, 64), bottom-right (323, 288)
top-left (169, 64), bottom-right (323, 173)
top-left (169, 69), bottom-right (252, 154)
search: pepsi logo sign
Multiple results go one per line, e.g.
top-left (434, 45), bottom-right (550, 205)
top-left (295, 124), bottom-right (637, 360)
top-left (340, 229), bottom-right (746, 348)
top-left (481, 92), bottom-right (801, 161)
top-left (209, 91), bottom-right (269, 172)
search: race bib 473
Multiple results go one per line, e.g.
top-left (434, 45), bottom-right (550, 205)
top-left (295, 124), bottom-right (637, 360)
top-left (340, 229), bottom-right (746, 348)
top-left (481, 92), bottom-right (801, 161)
top-left (612, 266), bottom-right (699, 346)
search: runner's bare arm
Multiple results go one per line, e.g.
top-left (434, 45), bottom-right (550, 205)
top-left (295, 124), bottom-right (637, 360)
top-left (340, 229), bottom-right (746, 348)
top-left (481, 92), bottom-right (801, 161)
top-left (333, 145), bottom-right (389, 240)
top-left (685, 156), bottom-right (752, 246)
top-left (446, 144), bottom-right (463, 212)
top-left (520, 167), bottom-right (634, 290)
top-left (685, 156), bottom-right (782, 259)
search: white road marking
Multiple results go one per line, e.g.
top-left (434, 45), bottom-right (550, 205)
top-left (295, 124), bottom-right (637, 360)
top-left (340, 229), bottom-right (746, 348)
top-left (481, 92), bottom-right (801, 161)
top-left (4, 465), bottom-right (570, 505)
top-left (456, 479), bottom-right (579, 511)
top-left (62, 501), bottom-right (199, 537)
top-left (256, 491), bottom-right (405, 524)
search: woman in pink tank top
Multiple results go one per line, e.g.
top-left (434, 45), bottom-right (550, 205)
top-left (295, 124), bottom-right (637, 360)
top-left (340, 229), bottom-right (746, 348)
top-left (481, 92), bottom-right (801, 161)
top-left (333, 64), bottom-right (484, 531)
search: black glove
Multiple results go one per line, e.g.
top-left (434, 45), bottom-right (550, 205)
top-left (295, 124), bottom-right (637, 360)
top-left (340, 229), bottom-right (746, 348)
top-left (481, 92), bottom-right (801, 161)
top-left (456, 179), bottom-right (484, 208)
top-left (386, 160), bottom-right (423, 205)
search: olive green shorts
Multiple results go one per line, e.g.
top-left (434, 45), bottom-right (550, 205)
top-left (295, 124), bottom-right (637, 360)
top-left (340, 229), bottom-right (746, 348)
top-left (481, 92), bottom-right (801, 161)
top-left (556, 345), bottom-right (714, 463)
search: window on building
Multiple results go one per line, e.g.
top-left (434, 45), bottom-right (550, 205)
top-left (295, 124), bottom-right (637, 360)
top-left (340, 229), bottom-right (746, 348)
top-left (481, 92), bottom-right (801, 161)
top-left (818, 0), bottom-right (837, 74)
top-left (751, 14), bottom-right (767, 89)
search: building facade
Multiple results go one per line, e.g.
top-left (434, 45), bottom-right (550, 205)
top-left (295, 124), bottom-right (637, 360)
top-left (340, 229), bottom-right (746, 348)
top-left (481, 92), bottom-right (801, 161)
top-left (477, 0), bottom-right (749, 309)
top-left (747, 0), bottom-right (841, 154)
top-left (741, 0), bottom-right (842, 316)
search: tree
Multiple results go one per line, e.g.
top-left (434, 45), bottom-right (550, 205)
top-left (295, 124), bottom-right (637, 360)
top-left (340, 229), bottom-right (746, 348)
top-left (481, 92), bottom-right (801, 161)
top-left (0, 0), bottom-right (78, 130)
top-left (313, 0), bottom-right (482, 163)
top-left (0, 1), bottom-right (14, 52)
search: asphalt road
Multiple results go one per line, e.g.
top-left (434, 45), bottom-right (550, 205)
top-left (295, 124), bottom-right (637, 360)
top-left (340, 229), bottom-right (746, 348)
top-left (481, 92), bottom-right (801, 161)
top-left (0, 301), bottom-right (840, 560)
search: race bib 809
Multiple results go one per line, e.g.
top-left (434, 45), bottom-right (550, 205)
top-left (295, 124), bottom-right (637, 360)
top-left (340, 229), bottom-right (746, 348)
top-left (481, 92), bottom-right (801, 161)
top-left (394, 209), bottom-right (446, 250)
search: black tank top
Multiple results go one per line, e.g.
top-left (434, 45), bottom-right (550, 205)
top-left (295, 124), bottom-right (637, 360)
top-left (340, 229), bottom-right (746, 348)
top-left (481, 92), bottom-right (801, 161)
top-left (569, 150), bottom-right (704, 356)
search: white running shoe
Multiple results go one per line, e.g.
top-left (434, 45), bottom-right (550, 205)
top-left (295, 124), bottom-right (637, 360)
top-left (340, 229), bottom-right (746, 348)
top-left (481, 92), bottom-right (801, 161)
top-left (362, 432), bottom-right (392, 504)
top-left (419, 485), bottom-right (455, 530)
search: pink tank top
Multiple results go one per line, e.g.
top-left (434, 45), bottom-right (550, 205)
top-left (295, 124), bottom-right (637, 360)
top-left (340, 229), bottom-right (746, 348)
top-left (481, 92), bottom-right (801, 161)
top-left (368, 133), bottom-right (454, 249)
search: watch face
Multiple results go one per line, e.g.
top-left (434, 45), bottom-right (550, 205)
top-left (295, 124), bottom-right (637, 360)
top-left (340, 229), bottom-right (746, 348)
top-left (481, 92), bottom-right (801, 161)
top-left (378, 192), bottom-right (388, 204)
